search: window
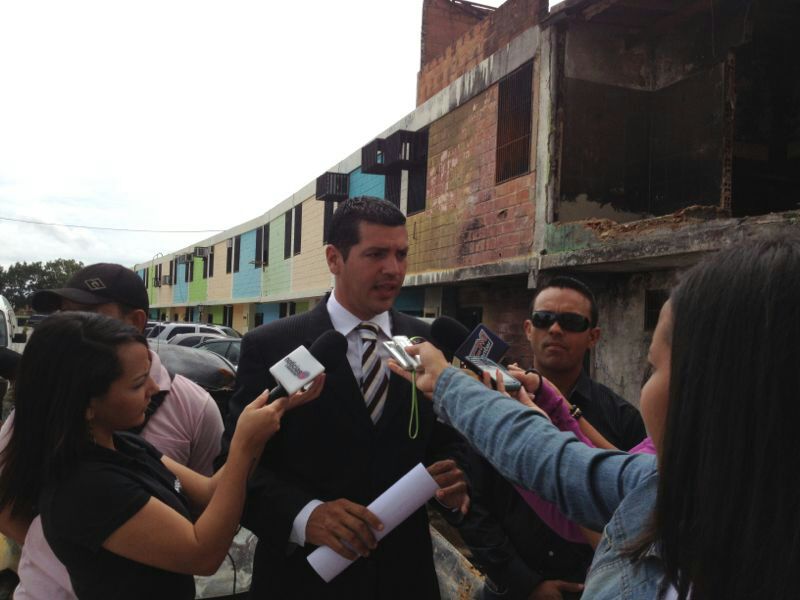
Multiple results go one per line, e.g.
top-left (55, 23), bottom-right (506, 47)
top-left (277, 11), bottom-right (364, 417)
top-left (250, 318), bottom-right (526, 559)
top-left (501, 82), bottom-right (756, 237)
top-left (204, 247), bottom-right (214, 279)
top-left (279, 302), bottom-right (296, 318)
top-left (143, 267), bottom-right (149, 288)
top-left (188, 260), bottom-right (195, 283)
top-left (323, 201), bottom-right (337, 243)
top-left (168, 325), bottom-right (194, 340)
top-left (223, 305), bottom-right (233, 328)
top-left (255, 224), bottom-right (269, 267)
top-left (184, 307), bottom-right (195, 322)
top-left (284, 210), bottom-right (293, 259)
top-left (385, 173), bottom-right (401, 207)
top-left (233, 235), bottom-right (241, 273)
top-left (496, 60), bottom-right (533, 184)
top-left (168, 260), bottom-right (174, 285)
top-left (293, 204), bottom-right (302, 255)
top-left (226, 239), bottom-right (233, 273)
top-left (255, 312), bottom-right (264, 326)
top-left (407, 129), bottom-right (429, 214)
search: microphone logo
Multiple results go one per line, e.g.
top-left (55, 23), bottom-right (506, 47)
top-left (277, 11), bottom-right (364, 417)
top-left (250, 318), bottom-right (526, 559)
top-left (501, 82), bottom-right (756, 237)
top-left (284, 356), bottom-right (310, 380)
top-left (469, 329), bottom-right (493, 358)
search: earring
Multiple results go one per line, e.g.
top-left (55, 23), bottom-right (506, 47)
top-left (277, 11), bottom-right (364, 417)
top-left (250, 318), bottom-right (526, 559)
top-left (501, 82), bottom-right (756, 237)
top-left (87, 421), bottom-right (96, 445)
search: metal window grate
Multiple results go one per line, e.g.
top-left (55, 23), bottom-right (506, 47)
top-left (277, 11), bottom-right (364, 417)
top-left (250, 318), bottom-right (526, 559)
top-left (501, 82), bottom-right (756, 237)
top-left (361, 138), bottom-right (387, 175)
top-left (384, 130), bottom-right (423, 173)
top-left (496, 61), bottom-right (533, 184)
top-left (315, 172), bottom-right (349, 201)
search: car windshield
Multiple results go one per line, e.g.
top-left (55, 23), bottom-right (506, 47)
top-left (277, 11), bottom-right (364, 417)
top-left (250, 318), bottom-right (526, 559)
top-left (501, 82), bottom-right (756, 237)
top-left (218, 326), bottom-right (241, 338)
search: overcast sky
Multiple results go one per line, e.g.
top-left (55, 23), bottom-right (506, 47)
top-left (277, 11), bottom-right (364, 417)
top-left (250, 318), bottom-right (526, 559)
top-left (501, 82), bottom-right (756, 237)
top-left (0, 0), bottom-right (520, 269)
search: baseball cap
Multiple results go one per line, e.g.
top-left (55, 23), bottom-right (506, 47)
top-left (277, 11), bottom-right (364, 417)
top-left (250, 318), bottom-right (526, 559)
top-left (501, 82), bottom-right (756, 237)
top-left (31, 263), bottom-right (150, 314)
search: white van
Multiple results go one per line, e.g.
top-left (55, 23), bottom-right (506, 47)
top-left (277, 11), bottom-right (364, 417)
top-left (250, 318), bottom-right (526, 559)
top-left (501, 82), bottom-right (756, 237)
top-left (0, 295), bottom-right (26, 350)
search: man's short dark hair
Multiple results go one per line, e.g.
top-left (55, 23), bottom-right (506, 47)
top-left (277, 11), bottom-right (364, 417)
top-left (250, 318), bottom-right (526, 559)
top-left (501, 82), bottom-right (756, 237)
top-left (327, 196), bottom-right (406, 260)
top-left (532, 275), bottom-right (599, 327)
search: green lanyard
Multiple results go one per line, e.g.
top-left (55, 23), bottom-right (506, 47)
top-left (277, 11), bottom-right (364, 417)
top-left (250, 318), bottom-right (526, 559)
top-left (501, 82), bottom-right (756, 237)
top-left (408, 370), bottom-right (419, 439)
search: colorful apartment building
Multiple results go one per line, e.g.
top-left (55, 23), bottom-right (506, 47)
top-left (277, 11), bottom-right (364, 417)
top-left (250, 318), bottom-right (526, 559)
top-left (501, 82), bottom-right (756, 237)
top-left (134, 0), bottom-right (800, 404)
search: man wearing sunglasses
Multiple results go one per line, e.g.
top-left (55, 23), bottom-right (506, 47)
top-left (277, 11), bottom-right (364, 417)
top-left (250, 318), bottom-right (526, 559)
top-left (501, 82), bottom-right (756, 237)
top-left (525, 276), bottom-right (645, 450)
top-left (458, 276), bottom-right (646, 600)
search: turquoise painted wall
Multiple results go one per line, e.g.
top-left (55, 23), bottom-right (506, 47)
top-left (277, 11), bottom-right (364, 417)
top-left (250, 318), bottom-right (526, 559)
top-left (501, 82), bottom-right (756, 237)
top-left (233, 230), bottom-right (261, 299)
top-left (174, 264), bottom-right (188, 304)
top-left (395, 288), bottom-right (425, 315)
top-left (349, 167), bottom-right (385, 199)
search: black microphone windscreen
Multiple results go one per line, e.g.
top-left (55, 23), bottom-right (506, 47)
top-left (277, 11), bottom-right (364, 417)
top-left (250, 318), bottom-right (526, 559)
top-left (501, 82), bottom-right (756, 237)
top-left (309, 329), bottom-right (348, 371)
top-left (431, 316), bottom-right (470, 355)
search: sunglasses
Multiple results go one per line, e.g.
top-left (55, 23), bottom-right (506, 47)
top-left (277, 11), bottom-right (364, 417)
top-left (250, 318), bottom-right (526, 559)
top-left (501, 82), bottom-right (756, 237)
top-left (530, 311), bottom-right (592, 333)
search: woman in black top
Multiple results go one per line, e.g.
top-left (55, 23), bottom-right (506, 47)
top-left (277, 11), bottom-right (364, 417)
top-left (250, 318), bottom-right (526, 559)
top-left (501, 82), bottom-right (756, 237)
top-left (0, 312), bottom-right (323, 599)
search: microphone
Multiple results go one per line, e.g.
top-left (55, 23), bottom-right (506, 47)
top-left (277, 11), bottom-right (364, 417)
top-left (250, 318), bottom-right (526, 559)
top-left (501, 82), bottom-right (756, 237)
top-left (431, 316), bottom-right (521, 391)
top-left (268, 330), bottom-right (347, 400)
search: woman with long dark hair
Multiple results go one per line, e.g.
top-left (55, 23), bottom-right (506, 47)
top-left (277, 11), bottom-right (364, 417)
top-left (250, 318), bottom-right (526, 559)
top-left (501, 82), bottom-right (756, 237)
top-left (390, 235), bottom-right (800, 600)
top-left (0, 312), bottom-right (322, 599)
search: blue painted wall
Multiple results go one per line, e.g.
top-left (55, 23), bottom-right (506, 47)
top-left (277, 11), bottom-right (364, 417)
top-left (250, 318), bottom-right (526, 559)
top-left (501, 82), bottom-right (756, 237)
top-left (173, 264), bottom-right (188, 304)
top-left (349, 167), bottom-right (385, 199)
top-left (233, 230), bottom-right (261, 299)
top-left (254, 302), bottom-right (281, 324)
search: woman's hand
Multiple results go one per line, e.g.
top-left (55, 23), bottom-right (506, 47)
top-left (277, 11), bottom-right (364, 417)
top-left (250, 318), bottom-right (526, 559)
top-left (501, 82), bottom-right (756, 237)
top-left (488, 368), bottom-right (548, 418)
top-left (387, 342), bottom-right (450, 397)
top-left (233, 374), bottom-right (326, 454)
top-left (506, 364), bottom-right (541, 395)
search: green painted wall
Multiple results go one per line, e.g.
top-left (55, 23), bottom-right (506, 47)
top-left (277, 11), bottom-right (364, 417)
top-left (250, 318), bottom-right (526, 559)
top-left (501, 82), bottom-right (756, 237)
top-left (265, 214), bottom-right (291, 296)
top-left (188, 258), bottom-right (208, 303)
top-left (207, 305), bottom-right (224, 325)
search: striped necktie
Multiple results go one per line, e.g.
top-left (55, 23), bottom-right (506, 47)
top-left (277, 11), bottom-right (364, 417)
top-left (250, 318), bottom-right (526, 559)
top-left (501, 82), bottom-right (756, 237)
top-left (357, 322), bottom-right (389, 423)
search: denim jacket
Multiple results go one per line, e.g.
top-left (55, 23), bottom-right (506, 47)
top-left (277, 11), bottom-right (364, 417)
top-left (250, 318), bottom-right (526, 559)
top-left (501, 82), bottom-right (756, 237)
top-left (433, 368), bottom-right (670, 600)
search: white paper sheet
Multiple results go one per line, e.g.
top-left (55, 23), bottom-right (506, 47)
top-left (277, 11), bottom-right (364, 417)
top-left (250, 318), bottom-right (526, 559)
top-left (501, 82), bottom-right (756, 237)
top-left (306, 462), bottom-right (439, 583)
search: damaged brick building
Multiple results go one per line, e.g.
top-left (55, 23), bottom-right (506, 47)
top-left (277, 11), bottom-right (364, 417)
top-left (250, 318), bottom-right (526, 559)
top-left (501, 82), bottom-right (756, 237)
top-left (135, 0), bottom-right (799, 404)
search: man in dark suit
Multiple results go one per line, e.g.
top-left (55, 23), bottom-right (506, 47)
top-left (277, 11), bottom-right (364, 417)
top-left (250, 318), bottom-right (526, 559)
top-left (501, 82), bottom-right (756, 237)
top-left (224, 197), bottom-right (468, 599)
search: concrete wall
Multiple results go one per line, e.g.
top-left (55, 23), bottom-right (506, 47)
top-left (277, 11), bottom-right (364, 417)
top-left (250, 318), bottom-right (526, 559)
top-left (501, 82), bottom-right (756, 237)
top-left (591, 270), bottom-right (677, 407)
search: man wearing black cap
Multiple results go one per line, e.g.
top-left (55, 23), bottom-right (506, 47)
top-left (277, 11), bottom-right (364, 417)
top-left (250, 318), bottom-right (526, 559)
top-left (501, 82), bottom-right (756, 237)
top-left (0, 263), bottom-right (224, 600)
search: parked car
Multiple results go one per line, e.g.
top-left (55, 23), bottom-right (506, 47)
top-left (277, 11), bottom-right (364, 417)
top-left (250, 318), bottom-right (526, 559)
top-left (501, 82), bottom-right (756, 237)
top-left (1, 295), bottom-right (27, 350)
top-left (147, 340), bottom-right (236, 418)
top-left (167, 332), bottom-right (231, 348)
top-left (197, 338), bottom-right (242, 367)
top-left (147, 322), bottom-right (241, 341)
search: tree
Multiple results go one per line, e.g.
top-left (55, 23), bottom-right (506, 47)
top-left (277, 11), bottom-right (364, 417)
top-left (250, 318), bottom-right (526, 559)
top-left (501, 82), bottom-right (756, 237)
top-left (0, 259), bottom-right (84, 309)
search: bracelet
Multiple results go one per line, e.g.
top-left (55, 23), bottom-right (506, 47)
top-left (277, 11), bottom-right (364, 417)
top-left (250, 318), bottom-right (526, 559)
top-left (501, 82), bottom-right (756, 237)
top-left (524, 368), bottom-right (544, 395)
top-left (569, 404), bottom-right (583, 420)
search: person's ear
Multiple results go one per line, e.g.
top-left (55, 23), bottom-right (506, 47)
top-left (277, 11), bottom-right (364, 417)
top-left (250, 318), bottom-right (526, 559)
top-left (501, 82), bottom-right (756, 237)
top-left (125, 309), bottom-right (148, 333)
top-left (523, 319), bottom-right (534, 342)
top-left (587, 326), bottom-right (601, 349)
top-left (326, 245), bottom-right (343, 276)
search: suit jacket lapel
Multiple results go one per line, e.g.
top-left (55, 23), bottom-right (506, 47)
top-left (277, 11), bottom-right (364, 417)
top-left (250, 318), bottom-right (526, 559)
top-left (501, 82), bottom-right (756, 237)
top-left (312, 298), bottom-right (377, 435)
